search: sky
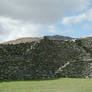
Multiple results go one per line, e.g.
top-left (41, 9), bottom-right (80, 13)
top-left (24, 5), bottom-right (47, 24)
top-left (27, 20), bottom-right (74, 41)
top-left (0, 0), bottom-right (92, 42)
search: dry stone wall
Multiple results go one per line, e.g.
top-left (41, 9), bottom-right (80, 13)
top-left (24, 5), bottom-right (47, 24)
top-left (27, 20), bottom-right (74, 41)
top-left (0, 37), bottom-right (92, 80)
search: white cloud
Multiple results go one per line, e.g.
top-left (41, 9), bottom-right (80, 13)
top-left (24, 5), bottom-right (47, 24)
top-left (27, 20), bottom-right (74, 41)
top-left (0, 17), bottom-right (62, 43)
top-left (48, 25), bottom-right (59, 34)
top-left (0, 0), bottom-right (90, 24)
top-left (86, 8), bottom-right (92, 21)
top-left (61, 8), bottom-right (92, 25)
top-left (0, 17), bottom-right (46, 43)
top-left (61, 14), bottom-right (86, 25)
top-left (0, 0), bottom-right (91, 42)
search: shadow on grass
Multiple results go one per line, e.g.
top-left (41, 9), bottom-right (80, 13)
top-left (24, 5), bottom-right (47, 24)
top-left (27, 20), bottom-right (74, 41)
top-left (0, 76), bottom-right (89, 83)
top-left (0, 78), bottom-right (60, 83)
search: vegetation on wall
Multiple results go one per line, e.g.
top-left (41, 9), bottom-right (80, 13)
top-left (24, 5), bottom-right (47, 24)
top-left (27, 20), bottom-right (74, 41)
top-left (0, 37), bottom-right (92, 80)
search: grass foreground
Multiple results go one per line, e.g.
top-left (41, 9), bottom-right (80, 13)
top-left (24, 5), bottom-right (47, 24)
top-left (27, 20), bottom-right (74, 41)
top-left (0, 78), bottom-right (92, 92)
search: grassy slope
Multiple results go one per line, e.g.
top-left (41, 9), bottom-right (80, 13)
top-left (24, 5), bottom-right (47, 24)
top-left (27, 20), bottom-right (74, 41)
top-left (0, 78), bottom-right (92, 92)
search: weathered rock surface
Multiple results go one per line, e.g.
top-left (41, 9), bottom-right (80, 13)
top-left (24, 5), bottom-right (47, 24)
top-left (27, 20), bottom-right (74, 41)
top-left (0, 36), bottom-right (92, 80)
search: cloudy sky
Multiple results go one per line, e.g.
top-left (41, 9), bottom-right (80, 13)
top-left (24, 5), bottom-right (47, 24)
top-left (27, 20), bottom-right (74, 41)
top-left (0, 0), bottom-right (92, 42)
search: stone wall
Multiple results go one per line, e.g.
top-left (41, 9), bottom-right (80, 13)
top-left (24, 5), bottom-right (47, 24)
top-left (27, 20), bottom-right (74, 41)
top-left (56, 61), bottom-right (92, 78)
top-left (0, 38), bottom-right (92, 80)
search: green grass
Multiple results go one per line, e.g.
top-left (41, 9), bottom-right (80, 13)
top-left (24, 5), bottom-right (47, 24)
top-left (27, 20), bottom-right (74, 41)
top-left (0, 78), bottom-right (92, 92)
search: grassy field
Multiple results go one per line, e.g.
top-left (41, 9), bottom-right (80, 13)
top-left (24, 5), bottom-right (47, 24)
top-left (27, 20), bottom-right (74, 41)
top-left (0, 78), bottom-right (92, 92)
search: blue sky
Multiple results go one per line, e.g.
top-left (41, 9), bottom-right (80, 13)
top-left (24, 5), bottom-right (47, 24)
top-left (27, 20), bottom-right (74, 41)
top-left (54, 20), bottom-right (92, 38)
top-left (51, 0), bottom-right (92, 38)
top-left (0, 0), bottom-right (92, 42)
